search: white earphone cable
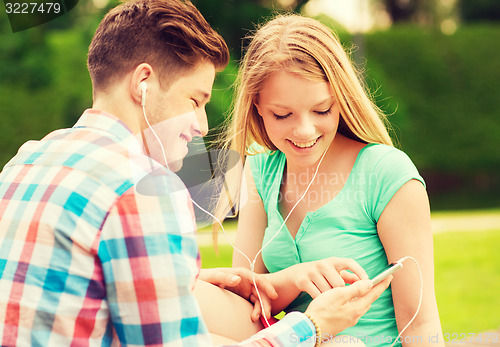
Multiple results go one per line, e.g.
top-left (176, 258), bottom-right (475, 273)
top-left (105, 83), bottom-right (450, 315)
top-left (390, 256), bottom-right (423, 347)
top-left (142, 101), bottom-right (423, 340)
top-left (190, 142), bottom-right (330, 327)
top-left (142, 104), bottom-right (170, 171)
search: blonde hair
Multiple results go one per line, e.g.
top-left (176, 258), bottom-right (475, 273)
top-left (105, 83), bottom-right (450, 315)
top-left (213, 14), bottom-right (393, 237)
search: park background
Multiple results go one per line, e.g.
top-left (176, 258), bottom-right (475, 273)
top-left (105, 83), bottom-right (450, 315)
top-left (1, 0), bottom-right (499, 343)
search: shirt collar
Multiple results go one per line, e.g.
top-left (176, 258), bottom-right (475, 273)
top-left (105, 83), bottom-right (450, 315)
top-left (74, 109), bottom-right (135, 144)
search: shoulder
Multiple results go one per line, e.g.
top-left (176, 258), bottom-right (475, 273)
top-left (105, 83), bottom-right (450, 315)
top-left (358, 143), bottom-right (420, 178)
top-left (360, 144), bottom-right (425, 221)
top-left (362, 143), bottom-right (414, 165)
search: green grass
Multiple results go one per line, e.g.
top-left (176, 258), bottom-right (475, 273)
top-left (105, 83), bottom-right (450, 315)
top-left (199, 243), bottom-right (234, 268)
top-left (434, 229), bottom-right (500, 334)
top-left (199, 229), bottom-right (500, 334)
top-left (431, 208), bottom-right (500, 218)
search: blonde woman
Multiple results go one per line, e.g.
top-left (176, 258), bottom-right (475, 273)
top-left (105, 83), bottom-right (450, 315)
top-left (208, 14), bottom-right (444, 347)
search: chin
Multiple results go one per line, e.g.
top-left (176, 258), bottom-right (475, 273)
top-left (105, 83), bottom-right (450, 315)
top-left (168, 160), bottom-right (183, 173)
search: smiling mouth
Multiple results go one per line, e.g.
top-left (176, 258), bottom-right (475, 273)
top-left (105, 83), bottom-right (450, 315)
top-left (290, 136), bottom-right (321, 149)
top-left (180, 134), bottom-right (191, 144)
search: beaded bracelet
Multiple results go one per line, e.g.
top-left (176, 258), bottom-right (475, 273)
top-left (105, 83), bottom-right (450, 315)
top-left (304, 313), bottom-right (322, 347)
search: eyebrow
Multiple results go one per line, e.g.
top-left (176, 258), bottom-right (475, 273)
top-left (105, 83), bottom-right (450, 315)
top-left (270, 96), bottom-right (334, 109)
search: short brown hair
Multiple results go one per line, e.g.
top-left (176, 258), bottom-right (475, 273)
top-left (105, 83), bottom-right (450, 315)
top-left (87, 0), bottom-right (229, 91)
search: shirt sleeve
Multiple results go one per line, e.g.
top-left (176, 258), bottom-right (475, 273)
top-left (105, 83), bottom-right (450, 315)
top-left (98, 182), bottom-right (212, 346)
top-left (231, 312), bottom-right (316, 347)
top-left (369, 147), bottom-right (425, 222)
top-left (98, 178), bottom-right (316, 346)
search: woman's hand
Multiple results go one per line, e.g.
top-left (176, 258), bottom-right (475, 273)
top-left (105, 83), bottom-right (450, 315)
top-left (198, 267), bottom-right (278, 321)
top-left (283, 257), bottom-right (369, 298)
top-left (305, 276), bottom-right (392, 337)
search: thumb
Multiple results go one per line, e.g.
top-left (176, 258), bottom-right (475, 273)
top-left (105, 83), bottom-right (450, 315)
top-left (219, 273), bottom-right (241, 288)
top-left (199, 269), bottom-right (241, 288)
top-left (344, 279), bottom-right (373, 299)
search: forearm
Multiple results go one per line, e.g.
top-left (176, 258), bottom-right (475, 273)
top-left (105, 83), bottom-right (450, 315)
top-left (400, 320), bottom-right (444, 346)
top-left (264, 269), bottom-right (302, 314)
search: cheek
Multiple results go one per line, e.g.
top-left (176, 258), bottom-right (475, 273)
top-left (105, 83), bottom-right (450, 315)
top-left (324, 111), bottom-right (340, 132)
top-left (262, 117), bottom-right (285, 140)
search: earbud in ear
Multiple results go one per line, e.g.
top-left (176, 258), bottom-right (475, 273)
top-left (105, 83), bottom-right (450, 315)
top-left (139, 81), bottom-right (147, 106)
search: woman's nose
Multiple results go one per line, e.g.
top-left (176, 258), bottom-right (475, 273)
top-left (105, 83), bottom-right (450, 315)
top-left (293, 114), bottom-right (316, 139)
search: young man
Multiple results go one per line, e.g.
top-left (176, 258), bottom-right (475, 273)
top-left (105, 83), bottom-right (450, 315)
top-left (0, 0), bottom-right (390, 345)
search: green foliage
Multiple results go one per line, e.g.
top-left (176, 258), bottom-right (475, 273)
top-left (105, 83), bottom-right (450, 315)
top-left (363, 25), bottom-right (500, 174)
top-left (0, 4), bottom-right (498, 209)
top-left (0, 23), bottom-right (92, 167)
top-left (359, 25), bottom-right (500, 209)
top-left (459, 0), bottom-right (500, 22)
top-left (192, 0), bottom-right (273, 60)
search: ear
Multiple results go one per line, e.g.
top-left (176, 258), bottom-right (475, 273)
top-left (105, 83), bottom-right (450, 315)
top-left (253, 96), bottom-right (263, 117)
top-left (130, 63), bottom-right (153, 105)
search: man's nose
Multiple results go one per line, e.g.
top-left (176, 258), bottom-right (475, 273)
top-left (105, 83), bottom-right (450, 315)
top-left (193, 108), bottom-right (209, 137)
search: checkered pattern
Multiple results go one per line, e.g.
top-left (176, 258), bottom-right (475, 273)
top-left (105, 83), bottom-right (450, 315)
top-left (0, 109), bottom-right (315, 346)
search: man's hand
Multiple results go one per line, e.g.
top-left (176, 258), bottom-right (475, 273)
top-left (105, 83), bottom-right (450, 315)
top-left (304, 276), bottom-right (392, 337)
top-left (198, 268), bottom-right (278, 321)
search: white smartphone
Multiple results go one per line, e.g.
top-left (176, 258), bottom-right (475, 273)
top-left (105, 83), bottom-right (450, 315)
top-left (371, 262), bottom-right (403, 285)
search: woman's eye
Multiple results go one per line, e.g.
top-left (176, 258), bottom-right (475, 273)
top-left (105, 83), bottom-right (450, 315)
top-left (273, 112), bottom-right (291, 119)
top-left (315, 107), bottom-right (331, 115)
top-left (192, 99), bottom-right (200, 108)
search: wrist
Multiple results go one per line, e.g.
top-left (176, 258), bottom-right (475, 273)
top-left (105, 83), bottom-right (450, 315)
top-left (303, 312), bottom-right (322, 347)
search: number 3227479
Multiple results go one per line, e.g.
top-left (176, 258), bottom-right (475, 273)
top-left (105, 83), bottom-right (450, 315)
top-left (444, 332), bottom-right (499, 344)
top-left (5, 2), bottom-right (61, 14)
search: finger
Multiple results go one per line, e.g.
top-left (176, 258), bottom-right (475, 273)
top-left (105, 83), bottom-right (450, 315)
top-left (356, 276), bottom-right (392, 307)
top-left (369, 276), bottom-right (392, 300)
top-left (323, 269), bottom-right (346, 288)
top-left (351, 276), bottom-right (392, 319)
top-left (263, 299), bottom-right (272, 319)
top-left (333, 258), bottom-right (369, 280)
top-left (217, 276), bottom-right (241, 290)
top-left (308, 271), bottom-right (336, 293)
top-left (343, 279), bottom-right (373, 300)
top-left (301, 281), bottom-right (322, 299)
top-left (199, 268), bottom-right (241, 288)
top-left (251, 288), bottom-right (272, 319)
top-left (253, 275), bottom-right (279, 299)
top-left (251, 300), bottom-right (261, 322)
top-left (340, 270), bottom-right (361, 284)
top-left (249, 293), bottom-right (257, 303)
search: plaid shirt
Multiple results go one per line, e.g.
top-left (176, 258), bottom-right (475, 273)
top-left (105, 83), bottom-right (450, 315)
top-left (0, 109), bottom-right (315, 346)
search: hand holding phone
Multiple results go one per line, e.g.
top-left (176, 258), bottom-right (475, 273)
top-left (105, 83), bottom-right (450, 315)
top-left (371, 262), bottom-right (403, 285)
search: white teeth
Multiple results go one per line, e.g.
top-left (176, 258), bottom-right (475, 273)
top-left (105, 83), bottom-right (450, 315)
top-left (291, 138), bottom-right (319, 148)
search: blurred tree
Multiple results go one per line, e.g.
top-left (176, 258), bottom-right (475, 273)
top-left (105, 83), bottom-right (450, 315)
top-left (380, 0), bottom-right (438, 25)
top-left (459, 0), bottom-right (500, 22)
top-left (0, 14), bottom-right (52, 90)
top-left (260, 0), bottom-right (310, 12)
top-left (192, 0), bottom-right (312, 59)
top-left (385, 0), bottom-right (418, 22)
top-left (0, 1), bottom-right (99, 166)
top-left (191, 0), bottom-right (272, 59)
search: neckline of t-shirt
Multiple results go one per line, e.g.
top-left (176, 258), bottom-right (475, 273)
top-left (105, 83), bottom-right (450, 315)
top-left (273, 142), bottom-right (378, 234)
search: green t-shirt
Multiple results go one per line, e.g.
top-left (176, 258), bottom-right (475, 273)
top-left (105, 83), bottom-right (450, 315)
top-left (248, 143), bottom-right (425, 347)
